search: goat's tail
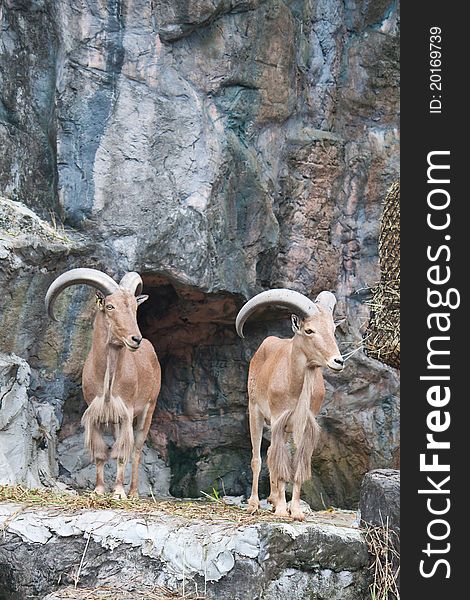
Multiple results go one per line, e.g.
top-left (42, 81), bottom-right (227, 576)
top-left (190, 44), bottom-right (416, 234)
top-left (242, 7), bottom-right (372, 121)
top-left (267, 410), bottom-right (293, 483)
top-left (81, 395), bottom-right (134, 463)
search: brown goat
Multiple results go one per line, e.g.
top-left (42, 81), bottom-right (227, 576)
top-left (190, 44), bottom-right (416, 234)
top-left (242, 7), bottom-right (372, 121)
top-left (46, 268), bottom-right (161, 498)
top-left (236, 289), bottom-right (344, 521)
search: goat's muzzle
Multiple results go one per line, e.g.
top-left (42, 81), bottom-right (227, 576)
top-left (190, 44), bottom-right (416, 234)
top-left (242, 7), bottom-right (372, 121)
top-left (124, 336), bottom-right (142, 351)
top-left (327, 356), bottom-right (344, 372)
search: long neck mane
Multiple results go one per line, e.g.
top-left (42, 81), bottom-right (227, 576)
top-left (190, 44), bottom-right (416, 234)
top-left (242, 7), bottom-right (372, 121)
top-left (92, 310), bottom-right (122, 401)
top-left (288, 334), bottom-right (321, 396)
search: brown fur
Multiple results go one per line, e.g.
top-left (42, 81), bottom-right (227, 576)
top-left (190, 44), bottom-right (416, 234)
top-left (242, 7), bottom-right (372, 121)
top-left (81, 394), bottom-right (134, 463)
top-left (292, 413), bottom-right (320, 484)
top-left (290, 369), bottom-right (321, 484)
top-left (245, 302), bottom-right (343, 520)
top-left (267, 411), bottom-right (293, 483)
top-left (81, 289), bottom-right (161, 498)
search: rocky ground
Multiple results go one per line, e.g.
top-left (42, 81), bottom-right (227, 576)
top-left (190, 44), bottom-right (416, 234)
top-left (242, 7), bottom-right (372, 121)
top-left (0, 469), bottom-right (400, 599)
top-left (0, 496), bottom-right (370, 600)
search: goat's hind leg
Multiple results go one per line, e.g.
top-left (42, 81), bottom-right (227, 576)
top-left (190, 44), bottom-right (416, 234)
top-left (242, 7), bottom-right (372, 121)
top-left (247, 405), bottom-right (264, 514)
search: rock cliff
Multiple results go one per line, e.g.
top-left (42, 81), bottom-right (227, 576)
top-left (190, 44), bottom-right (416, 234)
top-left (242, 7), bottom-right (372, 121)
top-left (0, 0), bottom-right (399, 507)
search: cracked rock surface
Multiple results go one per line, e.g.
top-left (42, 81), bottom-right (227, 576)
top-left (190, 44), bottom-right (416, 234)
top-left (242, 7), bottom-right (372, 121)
top-left (0, 503), bottom-right (370, 600)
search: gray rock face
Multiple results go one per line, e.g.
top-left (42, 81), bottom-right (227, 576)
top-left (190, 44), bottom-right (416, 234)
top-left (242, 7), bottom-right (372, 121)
top-left (0, 0), bottom-right (400, 508)
top-left (0, 352), bottom-right (59, 487)
top-left (0, 503), bottom-right (370, 599)
top-left (359, 468), bottom-right (400, 534)
top-left (359, 469), bottom-right (400, 595)
top-left (58, 431), bottom-right (171, 497)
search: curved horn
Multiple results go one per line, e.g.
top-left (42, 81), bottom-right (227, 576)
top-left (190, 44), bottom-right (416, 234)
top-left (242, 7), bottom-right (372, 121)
top-left (45, 268), bottom-right (119, 322)
top-left (235, 289), bottom-right (317, 338)
top-left (315, 291), bottom-right (337, 312)
top-left (119, 272), bottom-right (143, 296)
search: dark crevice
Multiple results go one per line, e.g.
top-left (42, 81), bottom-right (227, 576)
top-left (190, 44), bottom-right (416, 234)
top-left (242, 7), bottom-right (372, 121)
top-left (138, 274), bottom-right (254, 496)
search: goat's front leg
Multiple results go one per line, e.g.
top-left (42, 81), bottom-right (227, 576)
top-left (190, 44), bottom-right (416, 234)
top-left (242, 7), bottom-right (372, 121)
top-left (273, 479), bottom-right (288, 517)
top-left (129, 400), bottom-right (155, 498)
top-left (289, 481), bottom-right (306, 521)
top-left (247, 405), bottom-right (264, 514)
top-left (289, 411), bottom-right (318, 521)
top-left (113, 457), bottom-right (127, 499)
top-left (267, 422), bottom-right (291, 517)
top-left (267, 476), bottom-right (279, 508)
top-left (111, 419), bottom-right (133, 500)
top-left (84, 420), bottom-right (108, 494)
top-left (94, 459), bottom-right (106, 494)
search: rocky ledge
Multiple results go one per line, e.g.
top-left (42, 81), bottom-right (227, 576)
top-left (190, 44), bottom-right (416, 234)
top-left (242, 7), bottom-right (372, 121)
top-left (0, 502), bottom-right (370, 600)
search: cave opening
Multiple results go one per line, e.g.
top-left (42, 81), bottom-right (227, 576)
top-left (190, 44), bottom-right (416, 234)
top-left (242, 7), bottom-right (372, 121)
top-left (137, 275), bottom-right (265, 499)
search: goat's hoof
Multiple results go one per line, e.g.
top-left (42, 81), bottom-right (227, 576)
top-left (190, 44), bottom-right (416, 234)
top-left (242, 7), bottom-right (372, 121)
top-left (247, 499), bottom-right (260, 514)
top-left (93, 487), bottom-right (105, 495)
top-left (274, 508), bottom-right (289, 518)
top-left (113, 489), bottom-right (127, 500)
top-left (291, 511), bottom-right (306, 522)
top-left (128, 489), bottom-right (139, 499)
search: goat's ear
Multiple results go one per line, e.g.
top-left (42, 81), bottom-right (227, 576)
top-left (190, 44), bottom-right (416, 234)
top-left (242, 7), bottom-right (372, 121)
top-left (136, 294), bottom-right (149, 306)
top-left (95, 291), bottom-right (105, 309)
top-left (291, 314), bottom-right (302, 334)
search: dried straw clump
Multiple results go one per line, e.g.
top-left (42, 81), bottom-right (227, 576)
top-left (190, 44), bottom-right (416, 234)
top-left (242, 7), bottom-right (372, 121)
top-left (46, 585), bottom-right (205, 600)
top-left (0, 485), bottom-right (285, 526)
top-left (364, 181), bottom-right (400, 369)
top-left (0, 486), bottom-right (355, 528)
top-left (364, 519), bottom-right (400, 600)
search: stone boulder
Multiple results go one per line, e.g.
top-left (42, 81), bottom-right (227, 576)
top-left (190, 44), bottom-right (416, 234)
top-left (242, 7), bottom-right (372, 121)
top-left (0, 502), bottom-right (371, 600)
top-left (359, 468), bottom-right (400, 534)
top-left (0, 353), bottom-right (59, 488)
top-left (359, 468), bottom-right (399, 597)
top-left (57, 431), bottom-right (171, 498)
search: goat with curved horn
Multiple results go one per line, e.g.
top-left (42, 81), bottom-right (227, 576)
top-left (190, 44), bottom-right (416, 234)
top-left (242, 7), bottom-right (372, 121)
top-left (119, 272), bottom-right (143, 296)
top-left (45, 268), bottom-right (161, 499)
top-left (236, 289), bottom-right (317, 338)
top-left (236, 288), bottom-right (344, 521)
top-left (45, 268), bottom-right (119, 321)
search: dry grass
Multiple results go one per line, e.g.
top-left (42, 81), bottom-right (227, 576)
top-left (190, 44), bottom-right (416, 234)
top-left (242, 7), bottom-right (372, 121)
top-left (364, 518), bottom-right (400, 600)
top-left (46, 584), bottom-right (205, 599)
top-left (364, 280), bottom-right (400, 367)
top-left (0, 485), bottom-right (263, 524)
top-left (0, 485), bottom-right (355, 528)
top-left (364, 181), bottom-right (400, 370)
top-left (0, 485), bottom-right (281, 525)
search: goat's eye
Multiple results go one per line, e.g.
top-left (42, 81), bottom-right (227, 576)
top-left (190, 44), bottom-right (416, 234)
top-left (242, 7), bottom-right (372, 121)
top-left (304, 328), bottom-right (315, 335)
top-left (106, 304), bottom-right (115, 311)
